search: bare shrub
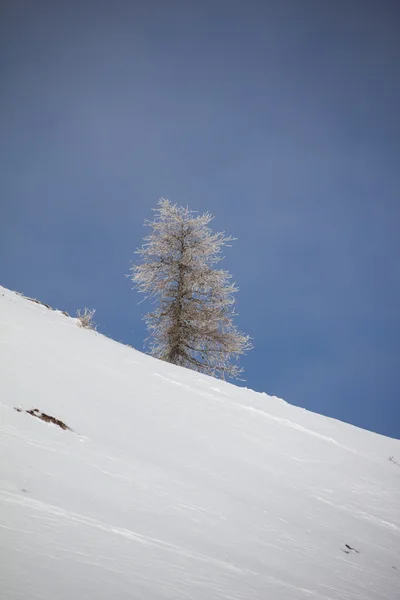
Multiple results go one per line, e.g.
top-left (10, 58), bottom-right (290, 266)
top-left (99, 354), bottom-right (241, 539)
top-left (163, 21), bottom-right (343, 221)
top-left (76, 307), bottom-right (97, 330)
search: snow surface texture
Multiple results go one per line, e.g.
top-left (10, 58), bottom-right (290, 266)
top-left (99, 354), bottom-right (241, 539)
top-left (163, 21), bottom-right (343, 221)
top-left (0, 285), bottom-right (399, 600)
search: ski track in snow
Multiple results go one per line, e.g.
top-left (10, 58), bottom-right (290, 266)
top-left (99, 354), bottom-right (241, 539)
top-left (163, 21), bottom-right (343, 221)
top-left (0, 491), bottom-right (329, 599)
top-left (0, 491), bottom-right (378, 600)
top-left (154, 374), bottom-right (372, 459)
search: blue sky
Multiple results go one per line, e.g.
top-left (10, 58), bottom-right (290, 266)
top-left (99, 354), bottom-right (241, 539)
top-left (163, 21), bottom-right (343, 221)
top-left (1, 0), bottom-right (399, 438)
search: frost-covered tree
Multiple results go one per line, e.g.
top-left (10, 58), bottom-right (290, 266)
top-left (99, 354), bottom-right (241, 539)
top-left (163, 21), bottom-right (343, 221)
top-left (130, 199), bottom-right (252, 380)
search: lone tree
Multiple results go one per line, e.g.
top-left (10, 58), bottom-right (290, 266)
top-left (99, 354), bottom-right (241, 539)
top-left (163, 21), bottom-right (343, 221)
top-left (130, 199), bottom-right (252, 380)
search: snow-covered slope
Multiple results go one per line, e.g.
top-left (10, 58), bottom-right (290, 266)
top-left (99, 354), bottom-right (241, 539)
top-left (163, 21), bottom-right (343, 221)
top-left (1, 286), bottom-right (399, 600)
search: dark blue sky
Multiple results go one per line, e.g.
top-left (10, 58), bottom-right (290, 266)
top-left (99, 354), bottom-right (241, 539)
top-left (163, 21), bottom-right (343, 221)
top-left (1, 1), bottom-right (399, 438)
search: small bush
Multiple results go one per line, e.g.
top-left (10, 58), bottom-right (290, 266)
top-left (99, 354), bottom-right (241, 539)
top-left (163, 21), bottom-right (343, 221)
top-left (76, 307), bottom-right (97, 330)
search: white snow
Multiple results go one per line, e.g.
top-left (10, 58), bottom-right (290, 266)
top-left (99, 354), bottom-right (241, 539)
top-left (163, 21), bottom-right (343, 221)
top-left (0, 285), bottom-right (399, 599)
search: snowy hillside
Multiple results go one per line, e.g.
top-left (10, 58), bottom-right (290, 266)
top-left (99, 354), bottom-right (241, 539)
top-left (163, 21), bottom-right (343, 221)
top-left (1, 286), bottom-right (399, 600)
